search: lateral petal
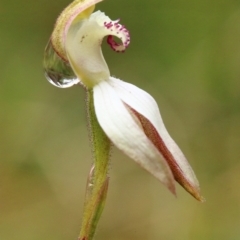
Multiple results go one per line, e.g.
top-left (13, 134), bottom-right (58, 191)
top-left (93, 81), bottom-right (176, 194)
top-left (108, 77), bottom-right (203, 201)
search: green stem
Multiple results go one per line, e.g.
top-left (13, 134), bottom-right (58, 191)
top-left (79, 89), bottom-right (111, 240)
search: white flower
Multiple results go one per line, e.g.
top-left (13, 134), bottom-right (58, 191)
top-left (46, 0), bottom-right (202, 201)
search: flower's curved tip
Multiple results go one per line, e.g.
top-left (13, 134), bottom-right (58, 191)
top-left (168, 177), bottom-right (204, 201)
top-left (172, 189), bottom-right (177, 198)
top-left (167, 182), bottom-right (177, 197)
top-left (191, 192), bottom-right (205, 202)
top-left (193, 193), bottom-right (205, 202)
top-left (185, 184), bottom-right (205, 202)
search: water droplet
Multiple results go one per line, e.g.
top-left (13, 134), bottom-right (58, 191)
top-left (43, 40), bottom-right (79, 88)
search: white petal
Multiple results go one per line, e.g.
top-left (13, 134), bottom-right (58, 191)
top-left (65, 11), bottom-right (130, 88)
top-left (66, 18), bottom-right (110, 87)
top-left (108, 77), bottom-right (200, 190)
top-left (93, 81), bottom-right (176, 194)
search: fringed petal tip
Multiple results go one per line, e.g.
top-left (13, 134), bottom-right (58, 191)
top-left (90, 11), bottom-right (130, 52)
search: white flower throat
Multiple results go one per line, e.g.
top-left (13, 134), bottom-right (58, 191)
top-left (44, 10), bottom-right (130, 89)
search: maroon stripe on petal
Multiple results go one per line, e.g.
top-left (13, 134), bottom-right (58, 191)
top-left (129, 107), bottom-right (203, 202)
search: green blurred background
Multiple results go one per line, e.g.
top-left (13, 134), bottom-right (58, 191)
top-left (1, 0), bottom-right (240, 239)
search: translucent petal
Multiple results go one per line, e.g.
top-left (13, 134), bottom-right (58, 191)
top-left (93, 81), bottom-right (176, 194)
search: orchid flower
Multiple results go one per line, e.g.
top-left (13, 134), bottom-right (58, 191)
top-left (44, 0), bottom-right (203, 239)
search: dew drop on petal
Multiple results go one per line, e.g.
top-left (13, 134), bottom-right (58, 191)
top-left (43, 40), bottom-right (79, 88)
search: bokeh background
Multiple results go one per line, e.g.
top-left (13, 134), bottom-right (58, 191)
top-left (1, 0), bottom-right (240, 239)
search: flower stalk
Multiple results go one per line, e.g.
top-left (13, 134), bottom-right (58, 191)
top-left (79, 89), bottom-right (111, 240)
